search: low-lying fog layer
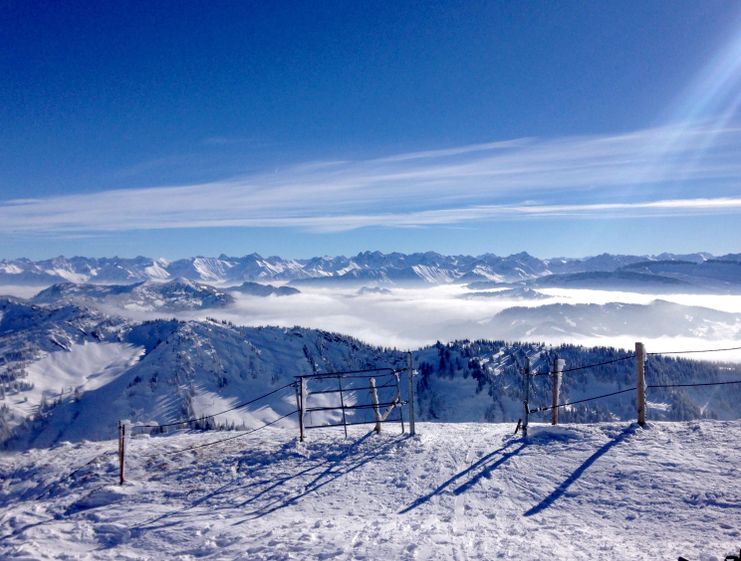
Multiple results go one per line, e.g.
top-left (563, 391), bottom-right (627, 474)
top-left (3, 284), bottom-right (741, 361)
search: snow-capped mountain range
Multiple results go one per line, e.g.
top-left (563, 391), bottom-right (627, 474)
top-left (2, 251), bottom-right (739, 290)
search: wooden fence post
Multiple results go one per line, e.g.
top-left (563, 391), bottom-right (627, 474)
top-left (337, 375), bottom-right (348, 439)
top-left (394, 371), bottom-right (405, 433)
top-left (295, 377), bottom-right (306, 442)
top-left (407, 351), bottom-right (416, 436)
top-left (635, 342), bottom-right (646, 427)
top-left (118, 420), bottom-right (126, 485)
top-left (522, 357), bottom-right (531, 438)
top-left (369, 377), bottom-right (382, 434)
top-left (551, 357), bottom-right (565, 425)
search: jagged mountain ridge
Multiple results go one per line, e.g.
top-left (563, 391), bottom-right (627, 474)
top-left (2, 251), bottom-right (736, 288)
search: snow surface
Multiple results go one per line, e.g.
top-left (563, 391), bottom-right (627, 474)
top-left (14, 343), bottom-right (144, 419)
top-left (1, 421), bottom-right (739, 560)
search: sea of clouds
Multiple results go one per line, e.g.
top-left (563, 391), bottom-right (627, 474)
top-left (6, 283), bottom-right (738, 361)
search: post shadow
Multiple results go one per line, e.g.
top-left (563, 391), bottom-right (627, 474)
top-left (524, 423), bottom-right (639, 517)
top-left (132, 431), bottom-right (391, 533)
top-left (235, 431), bottom-right (411, 521)
top-left (399, 438), bottom-right (526, 514)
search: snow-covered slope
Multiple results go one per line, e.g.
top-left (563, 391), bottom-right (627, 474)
top-left (1, 421), bottom-right (738, 560)
top-left (2, 292), bottom-right (741, 450)
top-left (3, 302), bottom-right (740, 450)
top-left (2, 304), bottom-right (401, 448)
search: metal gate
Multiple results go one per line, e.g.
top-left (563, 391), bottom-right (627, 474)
top-left (294, 366), bottom-right (411, 441)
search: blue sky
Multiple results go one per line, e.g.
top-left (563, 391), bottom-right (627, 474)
top-left (1, 1), bottom-right (740, 259)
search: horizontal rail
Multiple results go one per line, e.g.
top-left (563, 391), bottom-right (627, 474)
top-left (296, 367), bottom-right (401, 380)
top-left (307, 382), bottom-right (397, 395)
top-left (305, 401), bottom-right (406, 413)
top-left (305, 416), bottom-right (403, 430)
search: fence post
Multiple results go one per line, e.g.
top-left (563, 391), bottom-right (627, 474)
top-left (407, 351), bottom-right (416, 436)
top-left (117, 420), bottom-right (126, 485)
top-left (523, 357), bottom-right (531, 438)
top-left (295, 377), bottom-right (306, 442)
top-left (635, 342), bottom-right (646, 427)
top-left (394, 371), bottom-right (405, 434)
top-left (369, 377), bottom-right (382, 434)
top-left (551, 356), bottom-right (565, 425)
top-left (337, 375), bottom-right (348, 439)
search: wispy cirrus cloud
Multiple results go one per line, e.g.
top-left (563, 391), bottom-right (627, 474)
top-left (2, 122), bottom-right (740, 234)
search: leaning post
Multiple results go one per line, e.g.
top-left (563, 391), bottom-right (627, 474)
top-left (635, 342), bottom-right (646, 427)
top-left (369, 377), bottom-right (382, 434)
top-left (407, 351), bottom-right (416, 436)
top-left (551, 356), bottom-right (565, 425)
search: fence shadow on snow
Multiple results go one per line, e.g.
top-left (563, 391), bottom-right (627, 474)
top-left (399, 438), bottom-right (528, 514)
top-left (523, 423), bottom-right (639, 517)
top-left (237, 431), bottom-right (411, 522)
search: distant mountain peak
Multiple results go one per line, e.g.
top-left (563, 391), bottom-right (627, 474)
top-left (1, 251), bottom-right (736, 291)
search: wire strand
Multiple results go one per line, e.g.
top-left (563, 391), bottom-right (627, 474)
top-left (531, 344), bottom-right (741, 377)
top-left (531, 377), bottom-right (741, 414)
top-left (530, 387), bottom-right (636, 413)
top-left (133, 382), bottom-right (296, 431)
top-left (648, 345), bottom-right (741, 356)
top-left (560, 355), bottom-right (636, 373)
top-left (157, 410), bottom-right (298, 457)
top-left (647, 379), bottom-right (741, 389)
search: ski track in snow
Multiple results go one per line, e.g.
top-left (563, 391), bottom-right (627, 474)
top-left (1, 422), bottom-right (739, 560)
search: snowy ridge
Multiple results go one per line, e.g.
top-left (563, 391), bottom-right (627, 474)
top-left (31, 278), bottom-right (235, 312)
top-left (0, 297), bottom-right (402, 448)
top-left (489, 300), bottom-right (741, 339)
top-left (229, 281), bottom-right (300, 297)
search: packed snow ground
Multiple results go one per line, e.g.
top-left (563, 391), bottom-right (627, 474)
top-left (1, 421), bottom-right (739, 560)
